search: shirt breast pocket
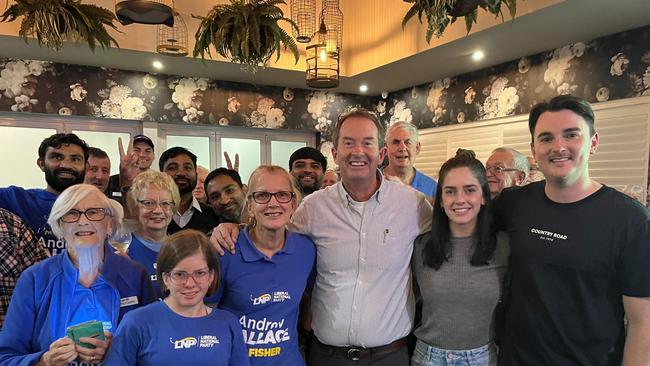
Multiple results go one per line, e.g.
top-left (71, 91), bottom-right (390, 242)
top-left (372, 229), bottom-right (410, 271)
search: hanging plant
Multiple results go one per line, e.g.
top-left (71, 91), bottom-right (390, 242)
top-left (193, 0), bottom-right (299, 71)
top-left (0, 0), bottom-right (119, 51)
top-left (402, 0), bottom-right (517, 43)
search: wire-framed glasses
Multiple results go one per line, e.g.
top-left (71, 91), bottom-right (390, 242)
top-left (138, 199), bottom-right (175, 211)
top-left (166, 269), bottom-right (213, 284)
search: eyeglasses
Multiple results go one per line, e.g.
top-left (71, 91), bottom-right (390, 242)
top-left (166, 269), bottom-right (213, 284)
top-left (250, 191), bottom-right (294, 204)
top-left (486, 166), bottom-right (520, 174)
top-left (60, 208), bottom-right (111, 223)
top-left (138, 199), bottom-right (175, 211)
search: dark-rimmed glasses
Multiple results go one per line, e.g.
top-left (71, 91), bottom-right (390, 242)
top-left (166, 269), bottom-right (213, 284)
top-left (138, 199), bottom-right (175, 211)
top-left (60, 208), bottom-right (111, 223)
top-left (250, 191), bottom-right (294, 204)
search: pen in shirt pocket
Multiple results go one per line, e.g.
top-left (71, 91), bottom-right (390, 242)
top-left (383, 229), bottom-right (389, 244)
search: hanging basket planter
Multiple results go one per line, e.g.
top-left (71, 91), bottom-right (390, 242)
top-left (402, 0), bottom-right (517, 43)
top-left (192, 0), bottom-right (300, 71)
top-left (0, 0), bottom-right (119, 51)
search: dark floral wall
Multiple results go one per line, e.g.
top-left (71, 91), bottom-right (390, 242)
top-left (1, 24), bottom-right (649, 205)
top-left (376, 24), bottom-right (650, 207)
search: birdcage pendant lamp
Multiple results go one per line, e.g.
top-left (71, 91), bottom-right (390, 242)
top-left (157, 10), bottom-right (188, 56)
top-left (306, 43), bottom-right (339, 88)
top-left (319, 0), bottom-right (343, 56)
top-left (291, 0), bottom-right (316, 43)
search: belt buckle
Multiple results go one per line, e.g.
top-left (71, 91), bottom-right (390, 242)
top-left (346, 347), bottom-right (361, 361)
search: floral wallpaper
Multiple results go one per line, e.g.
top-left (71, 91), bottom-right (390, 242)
top-left (0, 24), bottom-right (649, 205)
top-left (0, 58), bottom-right (373, 146)
top-left (376, 24), bottom-right (650, 206)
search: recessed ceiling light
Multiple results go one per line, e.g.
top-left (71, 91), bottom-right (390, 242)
top-left (359, 84), bottom-right (368, 93)
top-left (472, 50), bottom-right (484, 61)
top-left (152, 61), bottom-right (163, 69)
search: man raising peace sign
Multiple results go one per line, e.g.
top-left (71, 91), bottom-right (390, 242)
top-left (107, 134), bottom-right (155, 204)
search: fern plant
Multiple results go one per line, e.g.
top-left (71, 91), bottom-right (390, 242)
top-left (0, 0), bottom-right (119, 51)
top-left (402, 0), bottom-right (517, 43)
top-left (193, 0), bottom-right (299, 71)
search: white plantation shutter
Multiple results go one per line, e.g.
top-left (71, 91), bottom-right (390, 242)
top-left (415, 96), bottom-right (650, 204)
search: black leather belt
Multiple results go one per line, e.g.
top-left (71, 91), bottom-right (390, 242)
top-left (314, 336), bottom-right (408, 361)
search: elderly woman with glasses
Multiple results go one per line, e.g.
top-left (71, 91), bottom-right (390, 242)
top-left (215, 165), bottom-right (316, 366)
top-left (125, 170), bottom-right (180, 298)
top-left (0, 184), bottom-right (155, 366)
top-left (105, 230), bottom-right (250, 366)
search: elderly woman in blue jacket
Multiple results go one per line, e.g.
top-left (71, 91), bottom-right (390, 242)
top-left (0, 184), bottom-right (156, 366)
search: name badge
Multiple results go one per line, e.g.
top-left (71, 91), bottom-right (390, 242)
top-left (112, 191), bottom-right (122, 198)
top-left (120, 296), bottom-right (139, 307)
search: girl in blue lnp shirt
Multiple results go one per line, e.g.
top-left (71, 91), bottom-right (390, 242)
top-left (105, 230), bottom-right (250, 366)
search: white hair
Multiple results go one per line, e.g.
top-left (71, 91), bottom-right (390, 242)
top-left (386, 121), bottom-right (420, 143)
top-left (47, 184), bottom-right (117, 239)
top-left (491, 147), bottom-right (530, 178)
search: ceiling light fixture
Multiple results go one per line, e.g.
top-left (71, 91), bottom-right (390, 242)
top-left (359, 84), bottom-right (368, 93)
top-left (472, 50), bottom-right (484, 61)
top-left (156, 10), bottom-right (188, 57)
top-left (152, 61), bottom-right (163, 69)
top-left (290, 0), bottom-right (316, 43)
top-left (319, 0), bottom-right (343, 56)
top-left (306, 43), bottom-right (339, 88)
top-left (116, 0), bottom-right (174, 26)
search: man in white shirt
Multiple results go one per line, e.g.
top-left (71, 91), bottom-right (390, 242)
top-left (213, 108), bottom-right (432, 365)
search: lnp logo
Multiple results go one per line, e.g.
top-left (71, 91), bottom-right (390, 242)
top-left (171, 337), bottom-right (197, 349)
top-left (251, 293), bottom-right (272, 305)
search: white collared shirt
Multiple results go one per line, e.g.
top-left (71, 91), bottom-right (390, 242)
top-left (290, 174), bottom-right (432, 347)
top-left (172, 196), bottom-right (203, 228)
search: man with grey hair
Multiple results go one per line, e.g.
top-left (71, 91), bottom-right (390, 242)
top-left (383, 121), bottom-right (437, 197)
top-left (485, 147), bottom-right (529, 198)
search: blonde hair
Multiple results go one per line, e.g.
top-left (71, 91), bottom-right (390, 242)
top-left (126, 170), bottom-right (180, 229)
top-left (48, 184), bottom-right (116, 239)
top-left (244, 165), bottom-right (302, 228)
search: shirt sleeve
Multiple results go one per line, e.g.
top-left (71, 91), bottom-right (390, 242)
top-left (288, 198), bottom-right (311, 235)
top-left (0, 270), bottom-right (47, 366)
top-left (417, 194), bottom-right (433, 235)
top-left (103, 313), bottom-right (141, 366)
top-left (617, 208), bottom-right (650, 297)
top-left (229, 317), bottom-right (251, 366)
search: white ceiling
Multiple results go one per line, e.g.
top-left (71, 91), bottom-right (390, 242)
top-left (1, 0), bottom-right (649, 95)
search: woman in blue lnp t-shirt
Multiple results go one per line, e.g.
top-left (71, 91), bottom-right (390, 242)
top-left (217, 165), bottom-right (316, 366)
top-left (105, 230), bottom-right (249, 366)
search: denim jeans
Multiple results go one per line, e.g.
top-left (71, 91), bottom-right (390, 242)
top-left (410, 340), bottom-right (497, 366)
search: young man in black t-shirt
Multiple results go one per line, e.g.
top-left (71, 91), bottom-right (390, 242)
top-left (495, 95), bottom-right (650, 366)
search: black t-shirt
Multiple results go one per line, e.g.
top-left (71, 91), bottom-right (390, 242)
top-left (495, 181), bottom-right (650, 366)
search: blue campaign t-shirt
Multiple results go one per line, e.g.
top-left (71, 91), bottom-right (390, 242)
top-left (411, 169), bottom-right (437, 198)
top-left (128, 234), bottom-right (162, 298)
top-left (217, 229), bottom-right (316, 366)
top-left (0, 186), bottom-right (63, 255)
top-left (105, 301), bottom-right (250, 366)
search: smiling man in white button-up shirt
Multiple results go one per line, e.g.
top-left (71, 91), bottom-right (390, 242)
top-left (292, 109), bottom-right (432, 366)
top-left (211, 108), bottom-right (432, 366)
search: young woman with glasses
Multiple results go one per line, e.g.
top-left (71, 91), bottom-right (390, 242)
top-left (215, 165), bottom-right (316, 366)
top-left (0, 184), bottom-right (155, 365)
top-left (125, 170), bottom-right (180, 298)
top-left (105, 230), bottom-right (249, 366)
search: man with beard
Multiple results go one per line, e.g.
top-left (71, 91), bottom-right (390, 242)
top-left (107, 134), bottom-right (155, 204)
top-left (160, 147), bottom-right (220, 235)
top-left (0, 133), bottom-right (88, 255)
top-left (204, 168), bottom-right (246, 223)
top-left (84, 147), bottom-right (111, 194)
top-left (485, 147), bottom-right (528, 198)
top-left (382, 121), bottom-right (437, 198)
top-left (289, 147), bottom-right (327, 196)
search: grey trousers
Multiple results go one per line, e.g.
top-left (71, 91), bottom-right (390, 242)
top-left (307, 336), bottom-right (409, 366)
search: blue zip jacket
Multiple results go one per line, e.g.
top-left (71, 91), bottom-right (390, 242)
top-left (0, 243), bottom-right (156, 366)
